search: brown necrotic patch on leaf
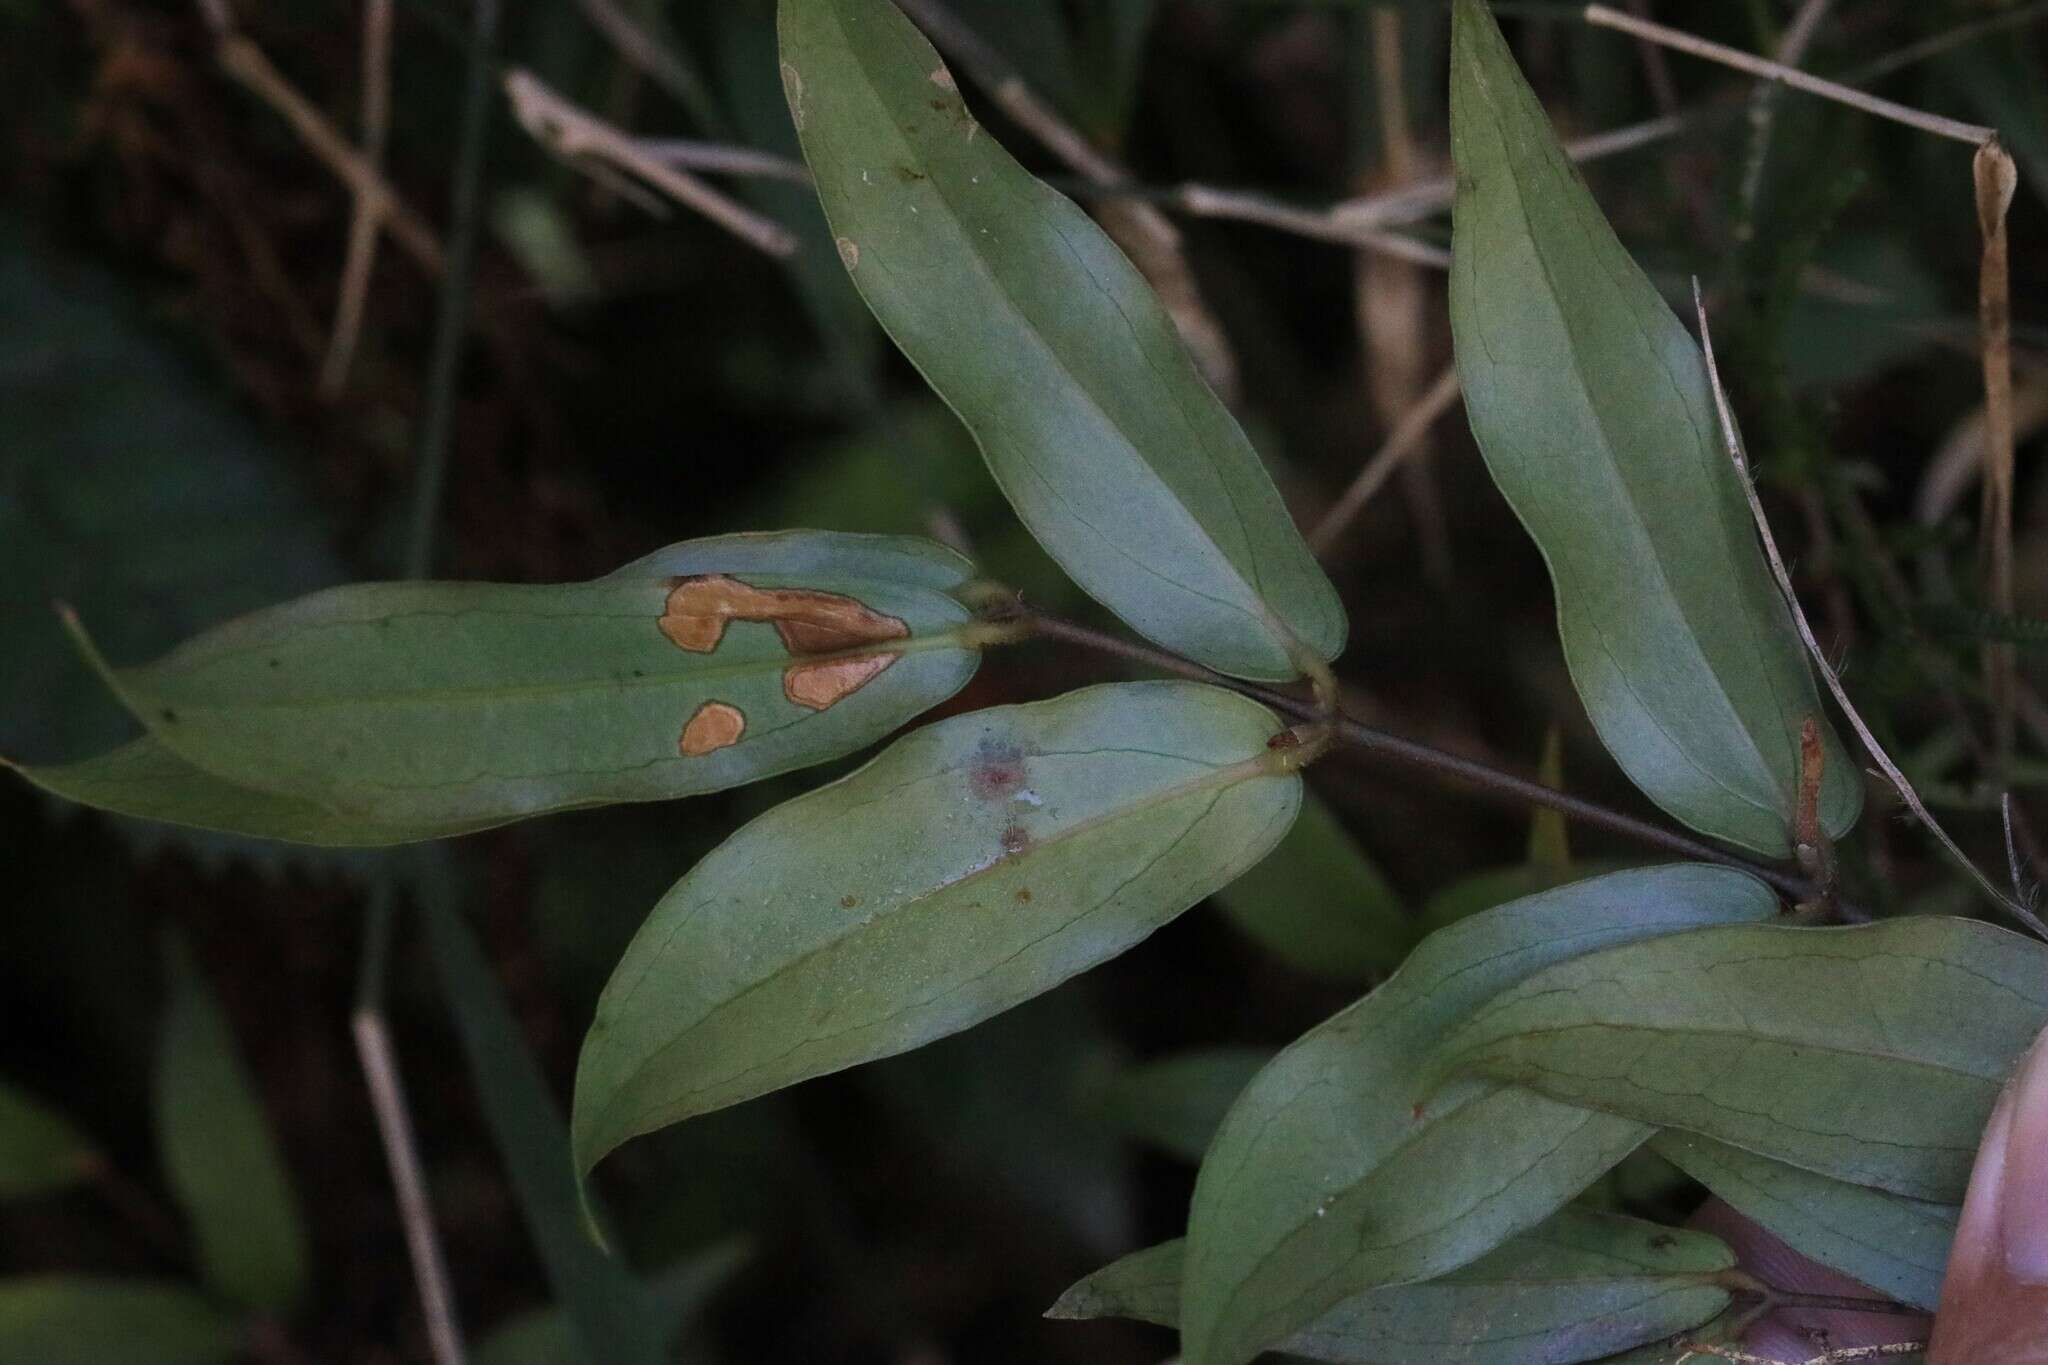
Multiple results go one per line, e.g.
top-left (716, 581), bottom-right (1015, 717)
top-left (679, 701), bottom-right (746, 756)
top-left (784, 654), bottom-right (896, 711)
top-left (660, 574), bottom-right (912, 712)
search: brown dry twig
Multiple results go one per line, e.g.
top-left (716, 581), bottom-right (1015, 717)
top-left (502, 69), bottom-right (797, 258)
top-left (319, 0), bottom-right (395, 397)
top-left (1974, 142), bottom-right (2020, 780)
top-left (195, 3), bottom-right (443, 275)
top-left (1694, 282), bottom-right (2048, 940)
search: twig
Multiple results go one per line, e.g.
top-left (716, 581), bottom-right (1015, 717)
top-left (1312, 356), bottom-right (1462, 553)
top-left (204, 24), bottom-right (443, 274)
top-left (403, 0), bottom-right (501, 580)
top-left (569, 0), bottom-right (725, 134)
top-left (1621, 0), bottom-right (1681, 113)
top-left (1016, 610), bottom-right (1833, 907)
top-left (502, 70), bottom-right (796, 258)
top-left (890, 0), bottom-right (1242, 401)
top-left (320, 0), bottom-right (395, 397)
top-left (1735, 0), bottom-right (1835, 240)
top-left (1585, 5), bottom-right (1995, 146)
top-left (639, 139), bottom-right (811, 182)
top-left (353, 891), bottom-right (466, 1365)
top-left (1336, 110), bottom-right (1691, 232)
top-left (1975, 142), bottom-right (2020, 782)
top-left (1356, 7), bottom-right (1453, 585)
top-left (1693, 280), bottom-right (2048, 939)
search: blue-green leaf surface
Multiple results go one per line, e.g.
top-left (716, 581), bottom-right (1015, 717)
top-left (1181, 865), bottom-right (1778, 1365)
top-left (779, 0), bottom-right (1345, 681)
top-left (574, 681), bottom-right (1301, 1178)
top-left (1447, 0), bottom-right (1858, 855)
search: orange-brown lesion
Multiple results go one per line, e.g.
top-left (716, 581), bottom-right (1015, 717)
top-left (679, 700), bottom-right (746, 756)
top-left (660, 574), bottom-right (913, 713)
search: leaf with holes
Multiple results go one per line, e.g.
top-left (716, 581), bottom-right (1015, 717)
top-left (1447, 0), bottom-right (1858, 855)
top-left (1431, 917), bottom-right (2048, 1203)
top-left (573, 681), bottom-right (1301, 1181)
top-left (1054, 1208), bottom-right (1734, 1365)
top-left (45, 532), bottom-right (982, 843)
top-left (779, 0), bottom-right (1344, 681)
top-left (1180, 865), bottom-right (1778, 1365)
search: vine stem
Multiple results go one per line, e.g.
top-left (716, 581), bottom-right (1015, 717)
top-left (1016, 612), bottom-right (1830, 908)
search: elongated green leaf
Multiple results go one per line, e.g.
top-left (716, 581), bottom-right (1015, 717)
top-left (779, 0), bottom-right (1345, 681)
top-left (87, 532), bottom-right (979, 839)
top-left (1651, 1132), bottom-right (1956, 1311)
top-left (1053, 1209), bottom-right (1733, 1365)
top-left (1446, 0), bottom-right (1858, 856)
top-left (425, 901), bottom-right (668, 1365)
top-left (1181, 865), bottom-right (1778, 1365)
top-left (1432, 917), bottom-right (2048, 1203)
top-left (0, 1081), bottom-right (96, 1199)
top-left (1088, 1047), bottom-right (1271, 1162)
top-left (1213, 791), bottom-right (1413, 980)
top-left (0, 1278), bottom-right (241, 1365)
top-left (154, 936), bottom-right (308, 1313)
top-left (473, 1239), bottom-right (752, 1365)
top-left (9, 737), bottom-right (502, 847)
top-left (574, 680), bottom-right (1301, 1177)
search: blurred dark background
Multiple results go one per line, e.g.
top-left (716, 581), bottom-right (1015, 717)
top-left (2, 0), bottom-right (2044, 1361)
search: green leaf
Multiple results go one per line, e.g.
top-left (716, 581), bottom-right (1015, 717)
top-left (1212, 790), bottom-right (1413, 980)
top-left (1446, 0), bottom-right (1858, 856)
top-left (10, 736), bottom-right (504, 847)
top-left (472, 1238), bottom-right (752, 1365)
top-left (1052, 1209), bottom-right (1734, 1365)
top-left (1087, 1047), bottom-right (1271, 1162)
top-left (1650, 1132), bottom-right (1955, 1312)
top-left (574, 680), bottom-right (1301, 1177)
top-left (154, 936), bottom-right (309, 1313)
top-left (0, 1080), bottom-right (96, 1199)
top-left (424, 900), bottom-right (669, 1365)
top-left (1431, 917), bottom-right (2048, 1203)
top-left (779, 0), bottom-right (1345, 681)
top-left (1180, 864), bottom-right (1778, 1365)
top-left (0, 1278), bottom-right (241, 1365)
top-left (82, 532), bottom-right (980, 841)
top-left (0, 225), bottom-right (341, 766)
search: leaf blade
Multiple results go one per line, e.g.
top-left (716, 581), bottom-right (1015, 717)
top-left (424, 900), bottom-right (670, 1365)
top-left (1446, 0), bottom-right (1858, 855)
top-left (1054, 1209), bottom-right (1733, 1365)
top-left (573, 680), bottom-right (1301, 1176)
top-left (0, 1081), bottom-right (97, 1200)
top-left (0, 1277), bottom-right (242, 1365)
top-left (93, 531), bottom-right (980, 838)
top-left (1181, 864), bottom-right (1779, 1365)
top-left (153, 938), bottom-right (309, 1313)
top-left (1651, 1132), bottom-right (1956, 1311)
top-left (1434, 917), bottom-right (2048, 1202)
top-left (778, 0), bottom-right (1344, 681)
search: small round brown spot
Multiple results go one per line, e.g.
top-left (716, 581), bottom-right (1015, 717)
top-left (1266, 729), bottom-right (1301, 751)
top-left (1000, 824), bottom-right (1030, 856)
top-left (1014, 888), bottom-right (1032, 904)
top-left (679, 701), bottom-right (746, 756)
top-left (840, 894), bottom-right (859, 909)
